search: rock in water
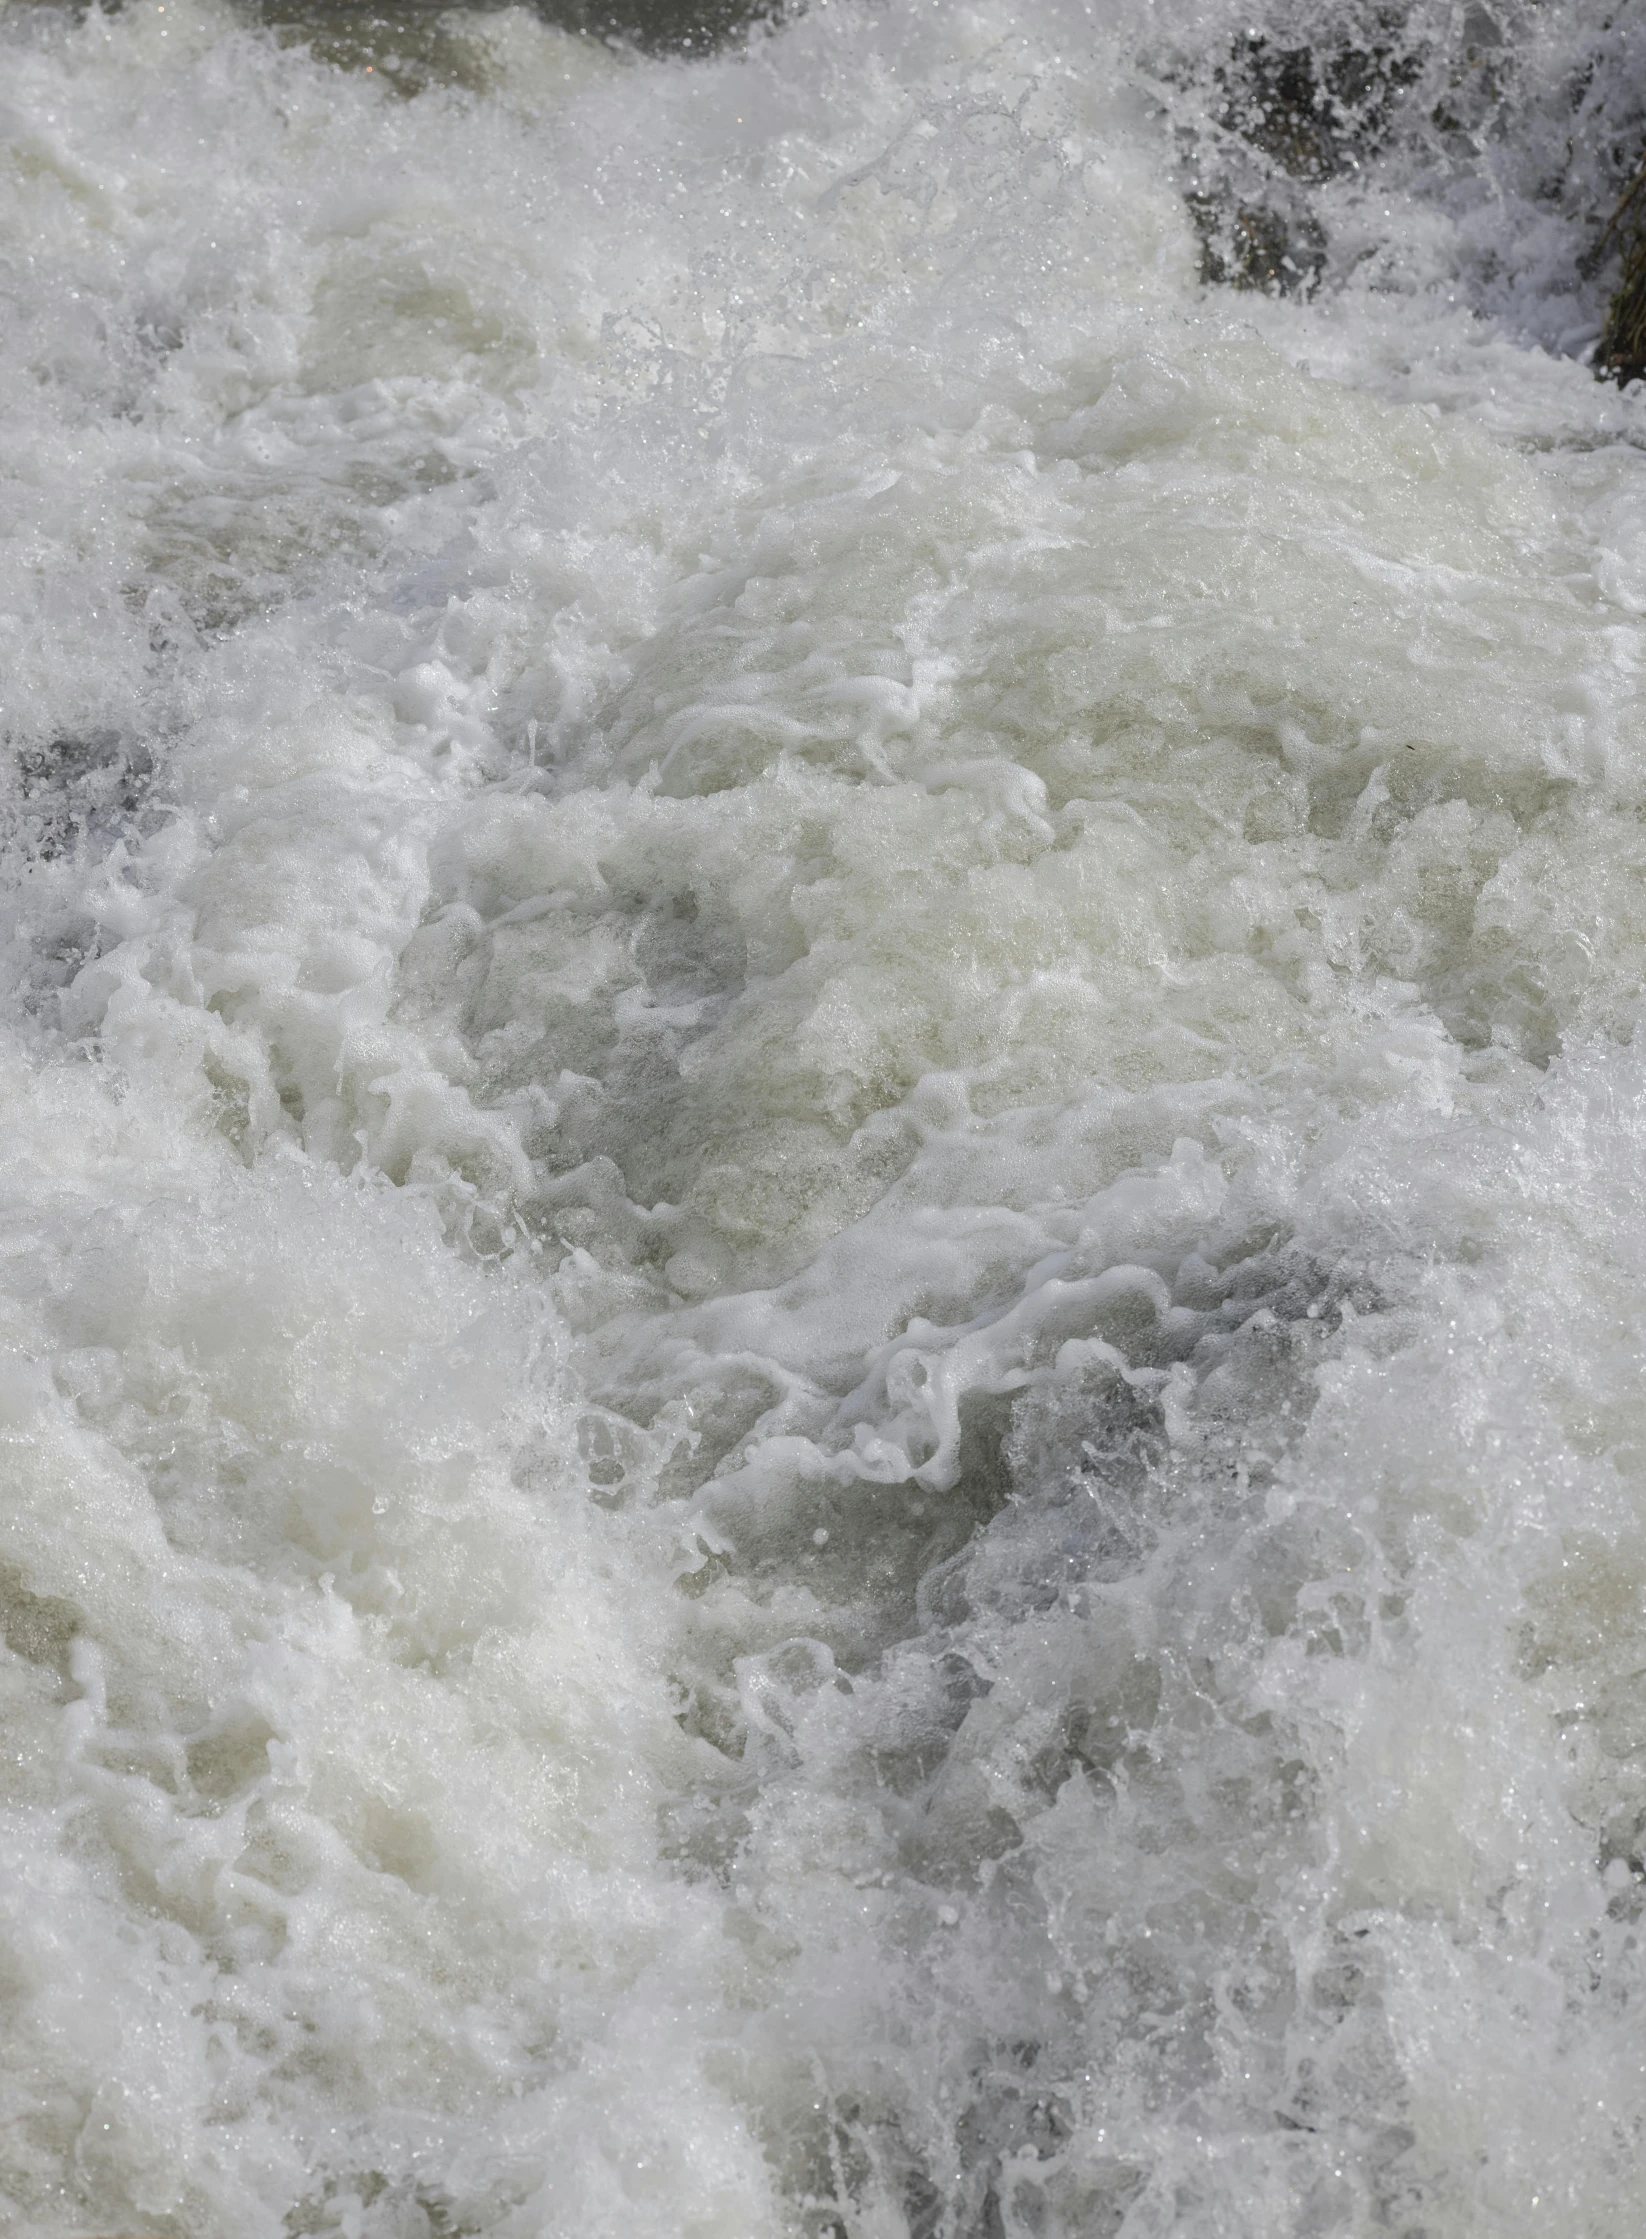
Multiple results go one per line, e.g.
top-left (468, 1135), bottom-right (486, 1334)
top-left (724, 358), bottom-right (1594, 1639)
top-left (1597, 157), bottom-right (1646, 386)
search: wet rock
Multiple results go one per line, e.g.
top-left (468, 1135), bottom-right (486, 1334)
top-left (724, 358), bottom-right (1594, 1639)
top-left (1188, 189), bottom-right (1328, 295)
top-left (1185, 18), bottom-right (1422, 298)
top-left (1214, 30), bottom-right (1420, 186)
top-left (1596, 158), bottom-right (1646, 387)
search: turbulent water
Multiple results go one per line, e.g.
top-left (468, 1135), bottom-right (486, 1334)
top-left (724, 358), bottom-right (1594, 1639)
top-left (8, 0), bottom-right (1646, 2229)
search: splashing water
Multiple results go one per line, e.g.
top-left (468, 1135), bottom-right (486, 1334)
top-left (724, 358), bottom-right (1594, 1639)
top-left (5, 0), bottom-right (1646, 2230)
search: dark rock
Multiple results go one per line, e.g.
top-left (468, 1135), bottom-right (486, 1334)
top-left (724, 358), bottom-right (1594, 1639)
top-left (1212, 30), bottom-right (1421, 186)
top-left (1596, 158), bottom-right (1646, 387)
top-left (1184, 17), bottom-right (1422, 299)
top-left (1189, 189), bottom-right (1328, 296)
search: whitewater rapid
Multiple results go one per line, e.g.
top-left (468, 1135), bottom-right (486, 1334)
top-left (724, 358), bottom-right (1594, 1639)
top-left (5, 0), bottom-right (1646, 2229)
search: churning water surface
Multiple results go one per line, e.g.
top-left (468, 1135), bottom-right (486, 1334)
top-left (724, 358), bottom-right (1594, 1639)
top-left (5, 0), bottom-right (1646, 2230)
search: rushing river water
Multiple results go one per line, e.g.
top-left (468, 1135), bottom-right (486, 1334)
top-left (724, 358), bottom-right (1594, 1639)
top-left (5, 0), bottom-right (1646, 2230)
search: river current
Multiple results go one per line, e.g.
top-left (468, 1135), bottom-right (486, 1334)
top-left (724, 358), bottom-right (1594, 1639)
top-left (4, 0), bottom-right (1646, 2230)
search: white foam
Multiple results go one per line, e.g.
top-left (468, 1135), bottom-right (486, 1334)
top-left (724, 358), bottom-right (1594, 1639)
top-left (4, 0), bottom-right (1646, 2229)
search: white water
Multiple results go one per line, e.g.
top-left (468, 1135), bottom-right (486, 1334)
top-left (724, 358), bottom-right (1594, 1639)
top-left (4, 0), bottom-right (1646, 2229)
